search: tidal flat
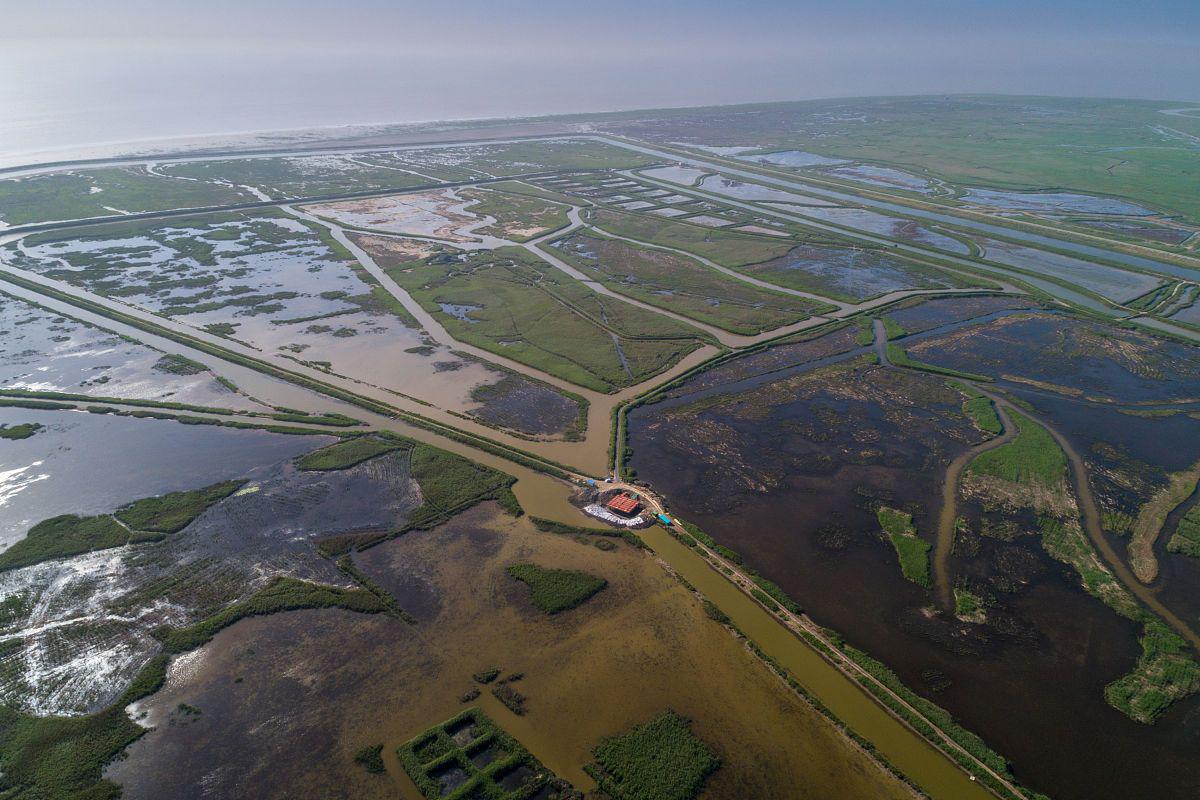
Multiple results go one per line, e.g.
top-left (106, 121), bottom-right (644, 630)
top-left (106, 504), bottom-right (911, 800)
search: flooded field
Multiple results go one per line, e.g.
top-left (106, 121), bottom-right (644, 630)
top-left (106, 504), bottom-right (911, 800)
top-left (638, 165), bottom-right (708, 186)
top-left (304, 190), bottom-right (497, 244)
top-left (6, 212), bottom-right (582, 435)
top-left (791, 206), bottom-right (971, 253)
top-left (550, 231), bottom-right (824, 334)
top-left (0, 290), bottom-right (264, 411)
top-left (656, 323), bottom-right (864, 401)
top-left (1171, 301), bottom-right (1200, 326)
top-left (887, 294), bottom-right (1040, 335)
top-left (0, 166), bottom-right (255, 227)
top-left (736, 150), bottom-right (848, 168)
top-left (822, 164), bottom-right (936, 193)
top-left (0, 412), bottom-right (344, 713)
top-left (977, 238), bottom-right (1164, 301)
top-left (961, 188), bottom-right (1155, 216)
top-left (628, 304), bottom-right (1200, 800)
top-left (906, 312), bottom-right (1200, 403)
top-left (0, 407), bottom-right (328, 548)
top-left (1068, 218), bottom-right (1195, 245)
top-left (738, 243), bottom-right (975, 302)
top-left (695, 175), bottom-right (839, 206)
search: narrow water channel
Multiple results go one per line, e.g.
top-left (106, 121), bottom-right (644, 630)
top-left (639, 526), bottom-right (996, 800)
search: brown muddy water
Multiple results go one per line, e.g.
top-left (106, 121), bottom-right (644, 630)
top-left (628, 312), bottom-right (1200, 800)
top-left (107, 504), bottom-right (912, 800)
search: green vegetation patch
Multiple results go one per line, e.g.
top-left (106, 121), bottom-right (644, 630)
top-left (0, 422), bottom-right (43, 440)
top-left (374, 244), bottom-right (706, 392)
top-left (397, 708), bottom-right (576, 800)
top-left (295, 435), bottom-right (402, 470)
top-left (152, 353), bottom-right (208, 375)
top-left (1105, 620), bottom-right (1200, 724)
top-left (968, 411), bottom-right (1066, 487)
top-left (963, 396), bottom-right (1002, 435)
top-left (880, 316), bottom-right (905, 340)
top-left (954, 587), bottom-right (984, 618)
top-left (855, 318), bottom-right (875, 346)
top-left (549, 231), bottom-right (829, 334)
top-left (0, 514), bottom-right (132, 572)
top-left (355, 744), bottom-right (386, 773)
top-left (459, 187), bottom-right (571, 241)
top-left (886, 343), bottom-right (992, 381)
top-left (0, 478), bottom-right (251, 571)
top-left (1037, 517), bottom-right (1200, 722)
top-left (1167, 502), bottom-right (1200, 558)
top-left (586, 711), bottom-right (719, 800)
top-left (591, 208), bottom-right (792, 268)
top-left (877, 507), bottom-right (931, 588)
top-left (0, 655), bottom-right (166, 800)
top-left (115, 479), bottom-right (245, 534)
top-left (506, 563), bottom-right (607, 614)
top-left (0, 165), bottom-right (253, 227)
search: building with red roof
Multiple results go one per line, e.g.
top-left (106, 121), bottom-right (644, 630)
top-left (605, 493), bottom-right (642, 517)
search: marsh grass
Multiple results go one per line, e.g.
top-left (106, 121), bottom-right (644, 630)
top-left (506, 563), bottom-right (607, 614)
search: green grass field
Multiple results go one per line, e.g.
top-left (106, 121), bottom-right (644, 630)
top-left (374, 244), bottom-right (707, 392)
top-left (0, 514), bottom-right (131, 571)
top-left (295, 436), bottom-right (402, 470)
top-left (586, 711), bottom-right (719, 800)
top-left (631, 96), bottom-right (1200, 225)
top-left (114, 480), bottom-right (245, 533)
top-left (458, 187), bottom-right (571, 241)
top-left (591, 208), bottom-right (793, 267)
top-left (506, 563), bottom-right (607, 613)
top-left (0, 422), bottom-right (43, 440)
top-left (0, 479), bottom-right (249, 570)
top-left (877, 507), bottom-right (932, 588)
top-left (968, 410), bottom-right (1066, 487)
top-left (550, 231), bottom-right (829, 334)
top-left (1167, 503), bottom-right (1200, 558)
top-left (963, 396), bottom-right (1002, 435)
top-left (0, 166), bottom-right (255, 226)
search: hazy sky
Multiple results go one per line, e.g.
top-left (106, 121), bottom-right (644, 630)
top-left (2, 0), bottom-right (1197, 159)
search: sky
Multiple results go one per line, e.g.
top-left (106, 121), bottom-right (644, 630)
top-left (1, 0), bottom-right (1197, 161)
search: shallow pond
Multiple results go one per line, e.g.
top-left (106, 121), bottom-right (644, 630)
top-left (792, 206), bottom-right (970, 253)
top-left (977, 238), bottom-right (1163, 302)
top-left (639, 165), bottom-right (708, 186)
top-left (907, 312), bottom-right (1200, 404)
top-left (2, 450), bottom-right (420, 717)
top-left (735, 150), bottom-right (847, 168)
top-left (823, 164), bottom-right (935, 193)
top-left (1069, 218), bottom-right (1194, 245)
top-left (0, 407), bottom-right (328, 548)
top-left (0, 291), bottom-right (263, 411)
top-left (962, 188), bottom-right (1154, 216)
top-left (747, 244), bottom-right (965, 302)
top-left (697, 174), bottom-right (838, 206)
